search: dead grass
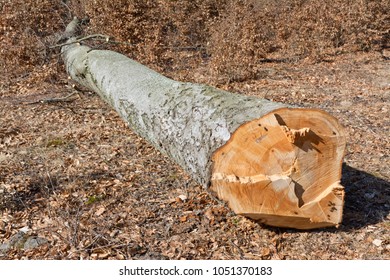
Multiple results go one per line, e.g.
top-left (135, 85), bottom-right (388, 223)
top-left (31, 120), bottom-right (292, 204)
top-left (0, 0), bottom-right (389, 260)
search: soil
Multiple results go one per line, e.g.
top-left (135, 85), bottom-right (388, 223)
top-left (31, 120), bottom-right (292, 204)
top-left (1, 50), bottom-right (389, 260)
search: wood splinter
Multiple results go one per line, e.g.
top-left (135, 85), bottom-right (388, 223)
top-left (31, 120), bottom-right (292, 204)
top-left (281, 126), bottom-right (311, 144)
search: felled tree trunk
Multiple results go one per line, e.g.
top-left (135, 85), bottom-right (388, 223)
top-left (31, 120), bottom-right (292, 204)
top-left (61, 18), bottom-right (346, 229)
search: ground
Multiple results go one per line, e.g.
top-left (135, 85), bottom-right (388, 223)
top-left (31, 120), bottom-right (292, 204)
top-left (1, 46), bottom-right (389, 259)
top-left (0, 0), bottom-right (389, 261)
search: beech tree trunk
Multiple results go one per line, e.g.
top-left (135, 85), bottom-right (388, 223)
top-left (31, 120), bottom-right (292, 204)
top-left (61, 18), bottom-right (346, 229)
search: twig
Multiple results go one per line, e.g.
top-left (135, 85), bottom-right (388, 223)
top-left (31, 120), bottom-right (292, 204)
top-left (46, 169), bottom-right (57, 196)
top-left (60, 0), bottom-right (73, 20)
top-left (77, 37), bottom-right (204, 50)
top-left (24, 91), bottom-right (78, 105)
top-left (97, 39), bottom-right (137, 47)
top-left (49, 34), bottom-right (110, 49)
top-left (229, 240), bottom-right (245, 259)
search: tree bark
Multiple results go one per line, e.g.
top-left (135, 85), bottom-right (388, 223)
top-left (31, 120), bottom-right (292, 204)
top-left (61, 18), bottom-right (346, 229)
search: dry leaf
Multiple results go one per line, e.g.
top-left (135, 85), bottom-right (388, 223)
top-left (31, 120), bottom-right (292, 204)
top-left (95, 207), bottom-right (105, 216)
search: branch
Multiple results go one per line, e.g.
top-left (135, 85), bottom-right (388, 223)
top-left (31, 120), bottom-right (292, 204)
top-left (24, 92), bottom-right (79, 105)
top-left (59, 0), bottom-right (72, 20)
top-left (50, 34), bottom-right (110, 49)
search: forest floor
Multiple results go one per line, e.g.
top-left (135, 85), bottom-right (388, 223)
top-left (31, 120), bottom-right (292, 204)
top-left (0, 49), bottom-right (389, 259)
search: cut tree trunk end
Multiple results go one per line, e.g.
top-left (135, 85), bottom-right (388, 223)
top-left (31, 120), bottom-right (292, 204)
top-left (211, 108), bottom-right (346, 229)
top-left (60, 17), bottom-right (346, 229)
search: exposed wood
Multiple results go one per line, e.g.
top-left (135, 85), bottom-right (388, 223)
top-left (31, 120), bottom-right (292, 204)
top-left (211, 108), bottom-right (346, 229)
top-left (61, 18), bottom-right (346, 229)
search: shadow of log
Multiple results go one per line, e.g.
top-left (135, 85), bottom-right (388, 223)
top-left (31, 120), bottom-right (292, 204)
top-left (340, 164), bottom-right (390, 230)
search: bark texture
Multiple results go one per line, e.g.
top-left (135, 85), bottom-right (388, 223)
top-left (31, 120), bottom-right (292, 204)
top-left (62, 43), bottom-right (284, 186)
top-left (61, 18), bottom-right (346, 229)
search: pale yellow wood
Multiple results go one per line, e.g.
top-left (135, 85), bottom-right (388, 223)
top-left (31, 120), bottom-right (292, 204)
top-left (211, 108), bottom-right (346, 229)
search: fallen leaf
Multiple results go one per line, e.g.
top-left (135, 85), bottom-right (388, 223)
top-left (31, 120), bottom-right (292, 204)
top-left (95, 207), bottom-right (105, 216)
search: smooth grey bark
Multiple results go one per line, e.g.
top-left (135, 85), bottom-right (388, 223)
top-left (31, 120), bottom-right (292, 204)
top-left (61, 42), bottom-right (285, 187)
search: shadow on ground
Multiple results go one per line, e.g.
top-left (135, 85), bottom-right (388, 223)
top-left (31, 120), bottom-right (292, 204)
top-left (1, 164), bottom-right (389, 233)
top-left (340, 164), bottom-right (390, 230)
top-left (0, 170), bottom-right (114, 213)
